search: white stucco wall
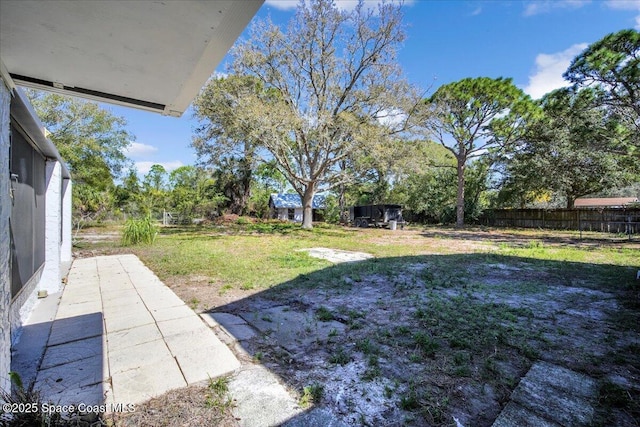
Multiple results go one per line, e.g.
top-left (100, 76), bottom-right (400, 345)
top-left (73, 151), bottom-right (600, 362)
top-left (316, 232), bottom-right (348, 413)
top-left (41, 160), bottom-right (63, 293)
top-left (61, 179), bottom-right (72, 263)
top-left (0, 77), bottom-right (11, 392)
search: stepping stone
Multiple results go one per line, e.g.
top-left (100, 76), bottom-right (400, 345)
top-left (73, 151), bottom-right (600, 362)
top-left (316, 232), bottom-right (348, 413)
top-left (492, 362), bottom-right (597, 427)
top-left (238, 306), bottom-right (346, 353)
top-left (201, 312), bottom-right (258, 342)
top-left (303, 247), bottom-right (373, 264)
top-left (48, 312), bottom-right (104, 346)
top-left (492, 403), bottom-right (561, 427)
top-left (229, 365), bottom-right (304, 427)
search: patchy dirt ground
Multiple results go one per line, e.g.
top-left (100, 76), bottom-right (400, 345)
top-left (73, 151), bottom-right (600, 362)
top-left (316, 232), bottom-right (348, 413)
top-left (211, 251), bottom-right (639, 426)
top-left (74, 225), bottom-right (640, 426)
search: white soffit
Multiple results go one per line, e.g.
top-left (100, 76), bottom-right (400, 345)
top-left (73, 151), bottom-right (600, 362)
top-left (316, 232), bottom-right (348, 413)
top-left (0, 0), bottom-right (263, 116)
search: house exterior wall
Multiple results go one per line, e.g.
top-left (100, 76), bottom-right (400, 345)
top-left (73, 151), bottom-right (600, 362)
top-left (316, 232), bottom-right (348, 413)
top-left (61, 178), bottom-right (72, 263)
top-left (42, 160), bottom-right (63, 293)
top-left (294, 208), bottom-right (303, 222)
top-left (0, 77), bottom-right (11, 392)
top-left (0, 84), bottom-right (73, 392)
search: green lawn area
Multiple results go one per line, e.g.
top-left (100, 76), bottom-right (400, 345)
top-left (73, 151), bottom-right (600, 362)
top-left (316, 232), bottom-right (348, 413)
top-left (86, 222), bottom-right (638, 293)
top-left (78, 222), bottom-right (640, 426)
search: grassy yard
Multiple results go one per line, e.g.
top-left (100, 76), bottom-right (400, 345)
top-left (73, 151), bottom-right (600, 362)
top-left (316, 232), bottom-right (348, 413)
top-left (78, 222), bottom-right (640, 426)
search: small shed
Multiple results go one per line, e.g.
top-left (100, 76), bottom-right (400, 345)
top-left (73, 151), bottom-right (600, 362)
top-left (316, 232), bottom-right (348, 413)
top-left (269, 193), bottom-right (327, 222)
top-left (574, 197), bottom-right (639, 208)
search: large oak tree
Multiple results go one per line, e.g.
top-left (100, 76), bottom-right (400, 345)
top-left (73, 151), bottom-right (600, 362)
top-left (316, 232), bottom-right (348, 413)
top-left (196, 0), bottom-right (418, 228)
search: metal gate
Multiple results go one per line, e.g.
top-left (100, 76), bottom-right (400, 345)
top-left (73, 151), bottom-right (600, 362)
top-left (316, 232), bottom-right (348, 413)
top-left (9, 122), bottom-right (46, 298)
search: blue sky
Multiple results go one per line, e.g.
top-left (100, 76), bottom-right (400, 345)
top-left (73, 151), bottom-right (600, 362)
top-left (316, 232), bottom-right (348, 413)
top-left (111, 0), bottom-right (640, 176)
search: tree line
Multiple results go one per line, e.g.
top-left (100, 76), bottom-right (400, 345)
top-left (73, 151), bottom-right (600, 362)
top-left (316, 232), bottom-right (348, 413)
top-left (28, 0), bottom-right (639, 229)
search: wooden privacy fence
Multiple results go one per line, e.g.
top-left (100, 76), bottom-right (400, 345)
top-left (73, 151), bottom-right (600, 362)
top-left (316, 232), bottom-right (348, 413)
top-left (480, 208), bottom-right (640, 235)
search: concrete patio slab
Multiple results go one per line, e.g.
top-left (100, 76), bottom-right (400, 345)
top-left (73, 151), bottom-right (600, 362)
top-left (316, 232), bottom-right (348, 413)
top-left (55, 300), bottom-right (103, 319)
top-left (106, 323), bottom-right (163, 351)
top-left (101, 288), bottom-right (140, 302)
top-left (163, 327), bottom-right (222, 354)
top-left (137, 292), bottom-right (185, 310)
top-left (10, 292), bottom-right (61, 385)
top-left (47, 312), bottom-right (104, 346)
top-left (40, 335), bottom-right (103, 369)
top-left (110, 358), bottom-right (187, 405)
top-left (12, 254), bottom-right (241, 410)
top-left (149, 304), bottom-right (194, 322)
top-left (103, 309), bottom-right (155, 334)
top-left (107, 339), bottom-right (175, 376)
top-left (45, 383), bottom-right (107, 408)
top-left (59, 289), bottom-right (102, 305)
top-left (101, 298), bottom-right (146, 315)
top-left (157, 316), bottom-right (210, 337)
top-left (36, 353), bottom-right (106, 395)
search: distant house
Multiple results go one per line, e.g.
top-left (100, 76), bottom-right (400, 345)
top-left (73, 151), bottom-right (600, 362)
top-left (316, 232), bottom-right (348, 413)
top-left (269, 193), bottom-right (327, 222)
top-left (574, 197), bottom-right (639, 208)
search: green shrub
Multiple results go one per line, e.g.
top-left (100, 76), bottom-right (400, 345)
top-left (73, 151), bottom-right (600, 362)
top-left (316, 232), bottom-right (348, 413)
top-left (236, 216), bottom-right (250, 225)
top-left (122, 216), bottom-right (157, 245)
top-left (300, 383), bottom-right (324, 407)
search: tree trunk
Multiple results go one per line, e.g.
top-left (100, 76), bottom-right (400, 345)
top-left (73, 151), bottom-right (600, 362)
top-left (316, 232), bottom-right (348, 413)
top-left (455, 159), bottom-right (466, 228)
top-left (566, 197), bottom-right (575, 209)
top-left (301, 185), bottom-right (315, 229)
top-left (338, 183), bottom-right (346, 224)
top-left (239, 157), bottom-right (252, 215)
top-left (338, 160), bottom-right (347, 224)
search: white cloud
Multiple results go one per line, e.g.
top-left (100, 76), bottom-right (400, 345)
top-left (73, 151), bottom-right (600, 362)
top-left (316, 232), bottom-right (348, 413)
top-left (265, 0), bottom-right (414, 12)
top-left (605, 0), bottom-right (640, 29)
top-left (124, 142), bottom-right (158, 158)
top-left (523, 0), bottom-right (591, 16)
top-left (135, 161), bottom-right (184, 175)
top-left (524, 43), bottom-right (588, 99)
top-left (376, 108), bottom-right (407, 128)
top-left (471, 6), bottom-right (483, 16)
top-left (264, 0), bottom-right (297, 10)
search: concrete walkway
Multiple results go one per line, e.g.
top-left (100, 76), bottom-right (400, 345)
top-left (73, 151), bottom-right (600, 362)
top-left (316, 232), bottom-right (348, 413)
top-left (14, 254), bottom-right (239, 408)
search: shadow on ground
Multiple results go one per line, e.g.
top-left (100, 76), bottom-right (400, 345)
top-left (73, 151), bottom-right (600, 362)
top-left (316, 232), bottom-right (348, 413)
top-left (209, 252), bottom-right (640, 427)
top-left (419, 228), bottom-right (638, 248)
top-left (7, 311), bottom-right (107, 425)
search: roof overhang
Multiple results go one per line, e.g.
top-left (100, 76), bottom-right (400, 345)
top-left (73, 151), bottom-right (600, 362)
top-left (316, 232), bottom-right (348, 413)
top-left (0, 0), bottom-right (263, 117)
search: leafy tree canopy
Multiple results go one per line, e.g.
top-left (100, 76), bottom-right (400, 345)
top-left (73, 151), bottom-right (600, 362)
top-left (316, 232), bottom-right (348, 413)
top-left (197, 0), bottom-right (419, 228)
top-left (27, 90), bottom-right (133, 223)
top-left (499, 87), bottom-right (635, 208)
top-left (27, 90), bottom-right (132, 187)
top-left (564, 29), bottom-right (639, 119)
top-left (420, 76), bottom-right (538, 227)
